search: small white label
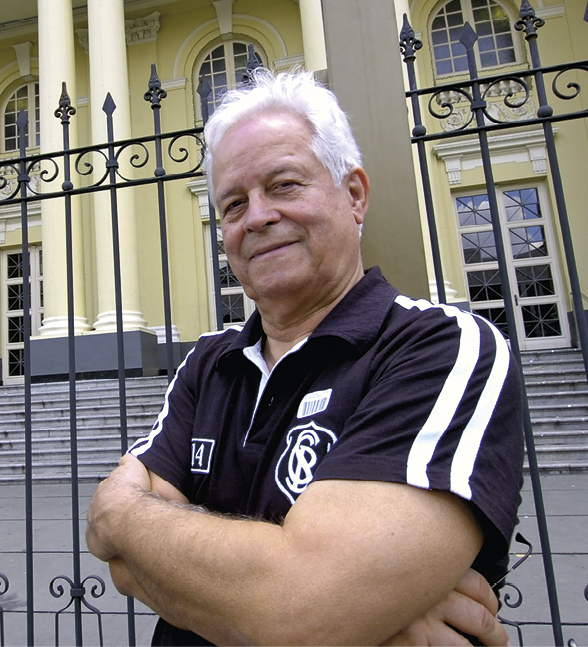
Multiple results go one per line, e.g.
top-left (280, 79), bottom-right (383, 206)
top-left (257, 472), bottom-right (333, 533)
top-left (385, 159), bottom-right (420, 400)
top-left (297, 389), bottom-right (332, 419)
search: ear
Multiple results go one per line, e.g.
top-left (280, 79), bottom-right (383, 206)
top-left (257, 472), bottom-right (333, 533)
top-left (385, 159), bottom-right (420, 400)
top-left (345, 167), bottom-right (370, 225)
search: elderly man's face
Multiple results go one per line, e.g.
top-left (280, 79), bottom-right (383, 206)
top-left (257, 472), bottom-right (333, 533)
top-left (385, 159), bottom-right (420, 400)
top-left (212, 111), bottom-right (368, 314)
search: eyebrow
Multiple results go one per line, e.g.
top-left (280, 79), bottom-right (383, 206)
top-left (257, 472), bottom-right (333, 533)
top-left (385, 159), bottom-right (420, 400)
top-left (218, 166), bottom-right (304, 204)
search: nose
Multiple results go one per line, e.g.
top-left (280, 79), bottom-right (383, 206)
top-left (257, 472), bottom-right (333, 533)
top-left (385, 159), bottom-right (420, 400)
top-left (243, 193), bottom-right (281, 233)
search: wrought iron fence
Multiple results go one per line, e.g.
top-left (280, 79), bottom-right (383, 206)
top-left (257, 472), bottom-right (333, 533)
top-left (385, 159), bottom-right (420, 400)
top-left (401, 0), bottom-right (588, 644)
top-left (0, 4), bottom-right (587, 644)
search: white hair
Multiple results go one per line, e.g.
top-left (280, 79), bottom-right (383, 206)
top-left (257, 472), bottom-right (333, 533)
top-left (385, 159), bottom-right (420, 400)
top-left (203, 68), bottom-right (362, 202)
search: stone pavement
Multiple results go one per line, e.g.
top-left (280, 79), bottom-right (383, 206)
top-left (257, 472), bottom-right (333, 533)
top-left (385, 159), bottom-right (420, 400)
top-left (0, 473), bottom-right (586, 647)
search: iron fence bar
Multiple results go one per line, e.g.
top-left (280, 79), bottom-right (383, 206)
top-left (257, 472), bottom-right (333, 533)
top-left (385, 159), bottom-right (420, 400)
top-left (516, 0), bottom-right (588, 383)
top-left (459, 19), bottom-right (564, 645)
top-left (145, 64), bottom-right (175, 381)
top-left (399, 15), bottom-right (447, 304)
top-left (0, 573), bottom-right (7, 647)
top-left (16, 108), bottom-right (35, 647)
top-left (103, 92), bottom-right (135, 646)
top-left (197, 75), bottom-right (223, 331)
top-left (55, 82), bottom-right (85, 647)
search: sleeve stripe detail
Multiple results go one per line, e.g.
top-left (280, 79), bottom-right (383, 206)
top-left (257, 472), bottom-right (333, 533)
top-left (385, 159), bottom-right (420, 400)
top-left (396, 296), bottom-right (482, 490)
top-left (128, 345), bottom-right (197, 457)
top-left (450, 320), bottom-right (511, 500)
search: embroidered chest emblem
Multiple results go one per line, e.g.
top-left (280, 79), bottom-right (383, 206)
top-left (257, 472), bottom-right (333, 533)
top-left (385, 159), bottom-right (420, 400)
top-left (275, 421), bottom-right (338, 504)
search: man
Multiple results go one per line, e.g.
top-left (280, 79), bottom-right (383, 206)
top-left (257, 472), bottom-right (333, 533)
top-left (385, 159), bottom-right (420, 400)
top-left (87, 69), bottom-right (524, 646)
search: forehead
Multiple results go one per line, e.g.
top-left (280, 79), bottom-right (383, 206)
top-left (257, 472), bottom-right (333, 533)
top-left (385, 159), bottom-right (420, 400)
top-left (213, 111), bottom-right (316, 171)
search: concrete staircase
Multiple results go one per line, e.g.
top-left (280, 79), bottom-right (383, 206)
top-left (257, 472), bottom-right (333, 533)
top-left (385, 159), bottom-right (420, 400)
top-left (1, 348), bottom-right (587, 483)
top-left (521, 348), bottom-right (588, 472)
top-left (0, 376), bottom-right (169, 483)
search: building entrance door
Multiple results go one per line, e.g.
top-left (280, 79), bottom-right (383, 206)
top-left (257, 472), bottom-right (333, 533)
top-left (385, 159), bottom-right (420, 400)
top-left (457, 186), bottom-right (570, 350)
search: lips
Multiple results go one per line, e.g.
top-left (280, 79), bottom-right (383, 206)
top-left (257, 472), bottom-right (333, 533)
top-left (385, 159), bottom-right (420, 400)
top-left (250, 241), bottom-right (295, 260)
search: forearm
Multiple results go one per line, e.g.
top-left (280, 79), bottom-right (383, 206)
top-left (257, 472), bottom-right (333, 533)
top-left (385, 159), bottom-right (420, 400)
top-left (89, 474), bottom-right (483, 645)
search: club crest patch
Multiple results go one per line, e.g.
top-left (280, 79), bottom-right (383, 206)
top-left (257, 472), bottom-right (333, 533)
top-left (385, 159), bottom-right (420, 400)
top-left (191, 438), bottom-right (215, 474)
top-left (275, 421), bottom-right (338, 504)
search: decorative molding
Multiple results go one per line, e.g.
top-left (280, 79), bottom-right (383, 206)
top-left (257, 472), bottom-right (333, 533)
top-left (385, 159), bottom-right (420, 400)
top-left (433, 128), bottom-right (554, 185)
top-left (75, 29), bottom-right (89, 55)
top-left (535, 5), bottom-right (565, 19)
top-left (76, 12), bottom-right (161, 54)
top-left (161, 78), bottom-right (187, 91)
top-left (429, 280), bottom-right (458, 304)
top-left (125, 11), bottom-right (161, 46)
top-left (13, 42), bottom-right (33, 77)
top-left (149, 325), bottom-right (181, 344)
top-left (213, 0), bottom-right (234, 37)
top-left (187, 177), bottom-right (211, 220)
top-left (0, 201), bottom-right (41, 243)
top-left (273, 54), bottom-right (305, 71)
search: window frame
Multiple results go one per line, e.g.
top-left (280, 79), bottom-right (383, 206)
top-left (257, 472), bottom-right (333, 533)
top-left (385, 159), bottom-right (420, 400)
top-left (429, 0), bottom-right (524, 80)
top-left (2, 81), bottom-right (40, 154)
top-left (193, 39), bottom-right (267, 123)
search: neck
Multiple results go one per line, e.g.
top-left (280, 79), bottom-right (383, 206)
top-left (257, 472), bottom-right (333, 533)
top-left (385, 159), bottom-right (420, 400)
top-left (259, 267), bottom-right (364, 370)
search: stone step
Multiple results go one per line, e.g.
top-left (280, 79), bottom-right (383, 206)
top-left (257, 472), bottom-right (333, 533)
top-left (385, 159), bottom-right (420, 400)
top-left (2, 348), bottom-right (588, 482)
top-left (0, 401), bottom-right (162, 424)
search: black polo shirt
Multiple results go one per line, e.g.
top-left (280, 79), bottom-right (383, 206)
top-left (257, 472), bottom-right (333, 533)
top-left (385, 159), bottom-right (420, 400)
top-left (130, 267), bottom-right (524, 646)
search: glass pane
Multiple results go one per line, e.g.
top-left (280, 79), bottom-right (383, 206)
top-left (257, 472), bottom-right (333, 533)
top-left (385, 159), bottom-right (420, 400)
top-left (8, 348), bottom-right (24, 377)
top-left (432, 30), bottom-right (449, 44)
top-left (472, 307), bottom-right (509, 338)
top-left (516, 264), bottom-right (555, 298)
top-left (222, 293), bottom-right (245, 324)
top-left (454, 56), bottom-right (469, 72)
top-left (522, 303), bottom-right (562, 337)
top-left (467, 269), bottom-right (503, 301)
top-left (432, 15), bottom-right (447, 30)
top-left (480, 51), bottom-right (498, 67)
top-left (219, 260), bottom-right (241, 288)
top-left (462, 231), bottom-right (498, 264)
top-left (8, 284), bottom-right (24, 311)
top-left (479, 36), bottom-right (496, 52)
top-left (510, 225), bottom-right (548, 259)
top-left (498, 48), bottom-right (516, 64)
top-left (473, 7), bottom-right (490, 22)
top-left (8, 316), bottom-right (24, 344)
top-left (457, 194), bottom-right (491, 226)
top-left (504, 188), bottom-right (541, 221)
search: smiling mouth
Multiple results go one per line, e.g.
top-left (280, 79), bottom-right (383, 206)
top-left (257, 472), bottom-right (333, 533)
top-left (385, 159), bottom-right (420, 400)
top-left (251, 242), bottom-right (295, 259)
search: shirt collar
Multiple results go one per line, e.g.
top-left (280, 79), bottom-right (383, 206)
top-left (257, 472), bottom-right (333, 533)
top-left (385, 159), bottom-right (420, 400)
top-left (218, 267), bottom-right (397, 364)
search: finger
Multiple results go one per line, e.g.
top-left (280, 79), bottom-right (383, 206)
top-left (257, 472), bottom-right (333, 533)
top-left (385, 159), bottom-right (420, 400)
top-left (382, 621), bottom-right (473, 646)
top-left (438, 591), bottom-right (509, 647)
top-left (454, 568), bottom-right (499, 615)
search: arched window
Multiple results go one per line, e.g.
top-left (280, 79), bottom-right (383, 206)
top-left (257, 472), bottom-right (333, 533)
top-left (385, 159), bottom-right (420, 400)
top-left (194, 40), bottom-right (265, 120)
top-left (3, 82), bottom-right (40, 152)
top-left (431, 0), bottom-right (518, 76)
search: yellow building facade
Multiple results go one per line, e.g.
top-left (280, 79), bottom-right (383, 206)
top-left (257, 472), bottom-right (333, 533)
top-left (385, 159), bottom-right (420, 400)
top-left (0, 0), bottom-right (586, 383)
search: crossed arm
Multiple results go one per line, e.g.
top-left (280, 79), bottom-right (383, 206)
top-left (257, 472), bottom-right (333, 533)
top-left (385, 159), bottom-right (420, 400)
top-left (87, 454), bottom-right (508, 646)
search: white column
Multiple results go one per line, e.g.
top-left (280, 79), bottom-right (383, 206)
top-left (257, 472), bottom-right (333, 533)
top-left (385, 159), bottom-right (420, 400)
top-left (37, 0), bottom-right (91, 336)
top-left (87, 0), bottom-right (147, 332)
top-left (299, 0), bottom-right (328, 72)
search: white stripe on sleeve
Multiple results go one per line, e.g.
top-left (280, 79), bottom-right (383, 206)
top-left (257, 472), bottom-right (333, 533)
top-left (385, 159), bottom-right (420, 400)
top-left (450, 319), bottom-right (510, 500)
top-left (395, 296), bottom-right (481, 490)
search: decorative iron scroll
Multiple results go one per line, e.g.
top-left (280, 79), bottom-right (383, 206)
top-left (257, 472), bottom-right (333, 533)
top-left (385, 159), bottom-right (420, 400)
top-left (50, 575), bottom-right (106, 647)
top-left (0, 70), bottom-right (205, 206)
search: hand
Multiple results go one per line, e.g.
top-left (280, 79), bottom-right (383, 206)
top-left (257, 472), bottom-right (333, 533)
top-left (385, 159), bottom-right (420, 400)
top-left (382, 568), bottom-right (509, 646)
top-left (86, 454), bottom-right (151, 562)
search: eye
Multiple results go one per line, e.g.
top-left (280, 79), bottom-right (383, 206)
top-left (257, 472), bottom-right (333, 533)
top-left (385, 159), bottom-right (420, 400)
top-left (222, 199), bottom-right (246, 219)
